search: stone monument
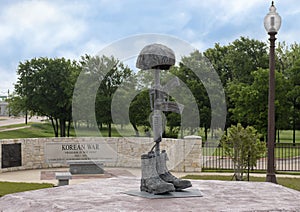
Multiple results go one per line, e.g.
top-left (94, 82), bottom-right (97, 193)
top-left (136, 43), bottom-right (192, 194)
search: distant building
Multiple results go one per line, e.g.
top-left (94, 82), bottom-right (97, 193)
top-left (0, 96), bottom-right (9, 116)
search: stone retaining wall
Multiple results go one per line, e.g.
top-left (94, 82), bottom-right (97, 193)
top-left (0, 136), bottom-right (201, 173)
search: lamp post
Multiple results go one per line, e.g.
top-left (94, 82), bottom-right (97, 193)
top-left (264, 1), bottom-right (281, 183)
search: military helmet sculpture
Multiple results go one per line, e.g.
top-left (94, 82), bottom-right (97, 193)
top-left (136, 43), bottom-right (175, 70)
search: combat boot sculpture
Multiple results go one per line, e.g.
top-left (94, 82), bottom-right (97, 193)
top-left (140, 151), bottom-right (175, 194)
top-left (156, 150), bottom-right (192, 190)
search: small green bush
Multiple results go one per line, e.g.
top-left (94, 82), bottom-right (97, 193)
top-left (221, 123), bottom-right (266, 181)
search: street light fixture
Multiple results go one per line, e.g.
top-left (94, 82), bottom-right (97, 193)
top-left (264, 1), bottom-right (281, 183)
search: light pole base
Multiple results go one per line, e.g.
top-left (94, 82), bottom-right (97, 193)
top-left (266, 173), bottom-right (277, 184)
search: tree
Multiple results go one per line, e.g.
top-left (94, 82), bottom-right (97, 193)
top-left (204, 37), bottom-right (269, 131)
top-left (14, 57), bottom-right (80, 137)
top-left (286, 59), bottom-right (300, 144)
top-left (227, 68), bottom-right (290, 138)
top-left (275, 42), bottom-right (300, 144)
top-left (165, 112), bottom-right (181, 138)
top-left (129, 89), bottom-right (151, 136)
top-left (204, 43), bottom-right (230, 86)
top-left (7, 95), bottom-right (26, 117)
top-left (205, 37), bottom-right (269, 85)
top-left (171, 52), bottom-right (212, 139)
top-left (79, 55), bottom-right (133, 137)
top-left (221, 123), bottom-right (266, 181)
top-left (276, 42), bottom-right (300, 73)
top-left (226, 37), bottom-right (269, 84)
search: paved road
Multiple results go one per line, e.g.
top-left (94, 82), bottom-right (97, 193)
top-left (0, 116), bottom-right (43, 127)
top-left (0, 126), bottom-right (31, 132)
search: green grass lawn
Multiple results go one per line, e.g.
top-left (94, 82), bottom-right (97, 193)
top-left (0, 123), bottom-right (57, 139)
top-left (275, 146), bottom-right (300, 158)
top-left (0, 122), bottom-right (37, 129)
top-left (182, 175), bottom-right (300, 191)
top-left (0, 181), bottom-right (53, 197)
top-left (203, 146), bottom-right (300, 158)
top-left (0, 122), bottom-right (299, 141)
top-left (278, 130), bottom-right (300, 143)
top-left (202, 130), bottom-right (300, 159)
top-left (0, 122), bottom-right (139, 139)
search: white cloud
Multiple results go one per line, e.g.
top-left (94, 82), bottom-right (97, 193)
top-left (169, 12), bottom-right (191, 30)
top-left (0, 65), bottom-right (17, 94)
top-left (211, 1), bottom-right (265, 31)
top-left (190, 40), bottom-right (207, 52)
top-left (280, 29), bottom-right (300, 45)
top-left (56, 39), bottom-right (107, 60)
top-left (0, 1), bottom-right (87, 54)
top-left (0, 0), bottom-right (300, 94)
top-left (98, 0), bottom-right (123, 13)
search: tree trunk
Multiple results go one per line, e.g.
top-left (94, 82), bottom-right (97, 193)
top-left (204, 125), bottom-right (208, 141)
top-left (25, 111), bottom-right (28, 125)
top-left (108, 123), bottom-right (112, 137)
top-left (275, 127), bottom-right (277, 143)
top-left (60, 120), bottom-right (63, 137)
top-left (55, 118), bottom-right (59, 137)
top-left (50, 117), bottom-right (58, 137)
top-left (234, 163), bottom-right (243, 181)
top-left (130, 122), bottom-right (139, 137)
top-left (247, 154), bottom-right (250, 181)
top-left (293, 100), bottom-right (296, 146)
top-left (60, 119), bottom-right (66, 137)
top-left (67, 120), bottom-right (71, 137)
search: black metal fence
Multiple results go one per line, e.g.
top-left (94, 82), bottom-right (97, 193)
top-left (202, 143), bottom-right (300, 172)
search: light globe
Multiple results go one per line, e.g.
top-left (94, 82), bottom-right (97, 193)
top-left (264, 1), bottom-right (282, 33)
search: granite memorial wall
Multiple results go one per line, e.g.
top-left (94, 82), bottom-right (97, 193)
top-left (0, 137), bottom-right (201, 173)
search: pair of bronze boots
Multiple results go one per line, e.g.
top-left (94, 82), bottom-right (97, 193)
top-left (140, 150), bottom-right (192, 194)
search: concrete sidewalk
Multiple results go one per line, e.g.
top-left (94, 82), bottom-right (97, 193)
top-left (0, 167), bottom-right (299, 186)
top-left (0, 116), bottom-right (44, 127)
top-left (0, 167), bottom-right (143, 185)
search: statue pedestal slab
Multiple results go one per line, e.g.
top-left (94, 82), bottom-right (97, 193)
top-left (0, 177), bottom-right (299, 211)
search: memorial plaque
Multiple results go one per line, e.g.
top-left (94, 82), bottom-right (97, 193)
top-left (1, 143), bottom-right (22, 168)
top-left (45, 142), bottom-right (117, 163)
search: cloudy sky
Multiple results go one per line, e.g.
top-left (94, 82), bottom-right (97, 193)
top-left (0, 0), bottom-right (299, 95)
